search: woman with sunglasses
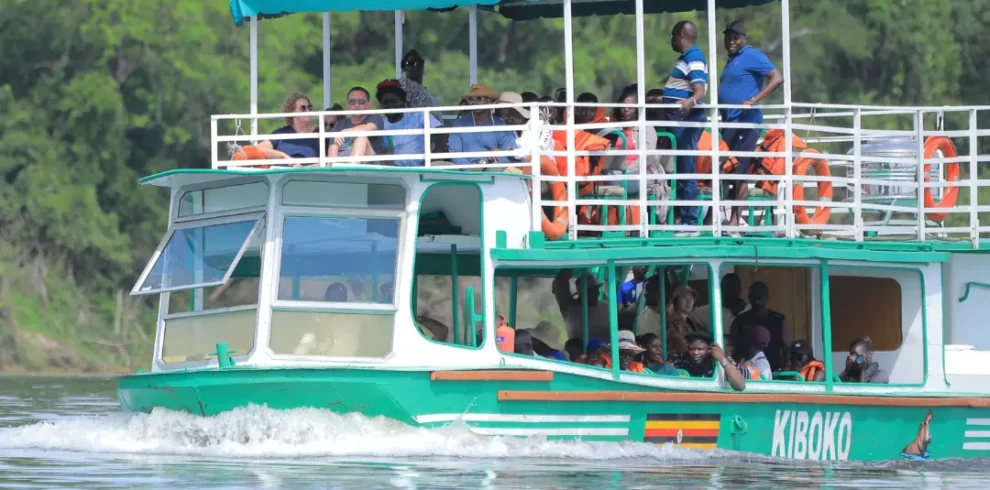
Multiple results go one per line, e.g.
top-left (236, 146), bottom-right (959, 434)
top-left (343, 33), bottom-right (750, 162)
top-left (251, 92), bottom-right (321, 162)
top-left (398, 50), bottom-right (439, 108)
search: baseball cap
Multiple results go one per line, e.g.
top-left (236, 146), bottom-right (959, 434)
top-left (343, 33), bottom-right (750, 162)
top-left (724, 21), bottom-right (747, 36)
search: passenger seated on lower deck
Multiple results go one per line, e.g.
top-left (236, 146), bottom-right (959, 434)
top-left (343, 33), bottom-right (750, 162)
top-left (552, 269), bottom-right (611, 342)
top-left (617, 330), bottom-right (648, 373)
top-left (514, 329), bottom-right (535, 356)
top-left (375, 79), bottom-right (443, 167)
top-left (665, 285), bottom-right (708, 357)
top-left (324, 282), bottom-right (348, 302)
top-left (730, 281), bottom-right (790, 371)
top-left (838, 337), bottom-right (889, 384)
top-left (448, 84), bottom-right (517, 166)
top-left (564, 338), bottom-right (584, 362)
top-left (328, 86), bottom-right (387, 161)
top-left (691, 273), bottom-right (746, 335)
top-left (636, 333), bottom-right (679, 376)
top-left (531, 321), bottom-right (567, 360)
top-left (788, 340), bottom-right (825, 382)
top-left (733, 325), bottom-right (772, 380)
top-left (674, 333), bottom-right (746, 391)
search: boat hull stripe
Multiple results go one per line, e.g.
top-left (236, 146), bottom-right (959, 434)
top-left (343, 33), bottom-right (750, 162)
top-left (645, 421), bottom-right (720, 430)
top-left (469, 428), bottom-right (629, 436)
top-left (498, 391), bottom-right (990, 407)
top-left (964, 430), bottom-right (990, 438)
top-left (966, 419), bottom-right (990, 426)
top-left (645, 428), bottom-right (719, 438)
top-left (963, 442), bottom-right (990, 451)
top-left (652, 442), bottom-right (717, 450)
top-left (414, 414), bottom-right (631, 424)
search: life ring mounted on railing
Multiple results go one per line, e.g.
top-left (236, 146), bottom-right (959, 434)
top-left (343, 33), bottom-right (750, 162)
top-left (922, 136), bottom-right (960, 223)
top-left (791, 148), bottom-right (833, 226)
top-left (518, 156), bottom-right (568, 241)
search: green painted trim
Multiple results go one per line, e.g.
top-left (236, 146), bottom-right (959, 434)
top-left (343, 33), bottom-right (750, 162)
top-left (508, 276), bottom-right (518, 327)
top-left (958, 281), bottom-right (990, 302)
top-left (547, 236), bottom-right (989, 255)
top-left (451, 244), bottom-right (460, 343)
top-left (492, 245), bottom-right (948, 264)
top-left (821, 260), bottom-right (835, 393)
top-left (580, 271), bottom-right (590, 350)
top-left (139, 167), bottom-right (530, 186)
top-left (420, 174), bottom-right (495, 184)
top-left (660, 268), bottom-right (667, 359)
top-left (410, 182), bottom-right (486, 350)
top-left (607, 260), bottom-right (620, 381)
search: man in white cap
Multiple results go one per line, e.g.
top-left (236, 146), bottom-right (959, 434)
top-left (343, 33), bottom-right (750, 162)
top-left (497, 91), bottom-right (553, 161)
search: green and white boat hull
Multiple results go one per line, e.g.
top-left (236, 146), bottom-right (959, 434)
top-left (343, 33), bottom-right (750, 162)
top-left (117, 367), bottom-right (990, 462)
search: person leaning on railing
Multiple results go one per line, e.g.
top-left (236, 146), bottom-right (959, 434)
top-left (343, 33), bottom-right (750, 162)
top-left (447, 84), bottom-right (518, 166)
top-left (375, 79), bottom-right (443, 167)
top-left (248, 92), bottom-right (323, 161)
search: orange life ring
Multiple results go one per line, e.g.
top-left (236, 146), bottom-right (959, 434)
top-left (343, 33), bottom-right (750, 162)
top-left (922, 136), bottom-right (960, 223)
top-left (520, 156), bottom-right (569, 240)
top-left (792, 148), bottom-right (833, 225)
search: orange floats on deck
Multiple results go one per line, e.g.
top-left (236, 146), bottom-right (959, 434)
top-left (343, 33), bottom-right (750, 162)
top-left (540, 155), bottom-right (569, 240)
top-left (232, 145), bottom-right (271, 169)
top-left (922, 136), bottom-right (960, 223)
top-left (792, 148), bottom-right (833, 225)
top-left (695, 131), bottom-right (739, 188)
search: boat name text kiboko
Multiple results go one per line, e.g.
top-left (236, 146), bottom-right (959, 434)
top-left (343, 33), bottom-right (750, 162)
top-left (772, 410), bottom-right (853, 461)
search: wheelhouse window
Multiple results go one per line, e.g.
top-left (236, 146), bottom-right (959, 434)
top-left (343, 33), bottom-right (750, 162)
top-left (133, 214), bottom-right (265, 295)
top-left (270, 215), bottom-right (401, 358)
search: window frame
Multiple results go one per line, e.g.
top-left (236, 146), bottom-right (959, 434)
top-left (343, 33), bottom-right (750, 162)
top-left (130, 211), bottom-right (266, 296)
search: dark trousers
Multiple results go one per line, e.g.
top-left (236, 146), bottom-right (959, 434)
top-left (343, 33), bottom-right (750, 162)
top-left (666, 108), bottom-right (706, 225)
top-left (721, 126), bottom-right (761, 178)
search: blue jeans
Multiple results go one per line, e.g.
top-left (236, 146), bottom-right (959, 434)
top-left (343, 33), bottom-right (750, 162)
top-left (667, 109), bottom-right (706, 225)
top-left (722, 126), bottom-right (761, 179)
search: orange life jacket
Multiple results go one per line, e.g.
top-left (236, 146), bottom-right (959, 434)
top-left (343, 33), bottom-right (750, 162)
top-left (738, 363), bottom-right (762, 380)
top-left (800, 360), bottom-right (825, 382)
top-left (628, 361), bottom-right (647, 373)
top-left (695, 131), bottom-right (739, 188)
top-left (755, 129), bottom-right (809, 196)
top-left (552, 130), bottom-right (611, 229)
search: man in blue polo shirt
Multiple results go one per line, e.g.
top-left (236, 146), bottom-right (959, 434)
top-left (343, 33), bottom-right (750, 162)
top-left (662, 20), bottom-right (708, 233)
top-left (719, 21), bottom-right (783, 226)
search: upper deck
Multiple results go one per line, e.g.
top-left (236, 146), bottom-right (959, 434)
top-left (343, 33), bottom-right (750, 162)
top-left (198, 101), bottom-right (990, 249)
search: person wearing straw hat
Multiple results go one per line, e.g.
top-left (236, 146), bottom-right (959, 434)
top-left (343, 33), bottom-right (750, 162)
top-left (448, 84), bottom-right (517, 166)
top-left (617, 330), bottom-right (649, 373)
top-left (497, 91), bottom-right (553, 165)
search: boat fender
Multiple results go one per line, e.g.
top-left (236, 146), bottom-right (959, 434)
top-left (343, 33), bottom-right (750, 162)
top-left (922, 136), bottom-right (960, 223)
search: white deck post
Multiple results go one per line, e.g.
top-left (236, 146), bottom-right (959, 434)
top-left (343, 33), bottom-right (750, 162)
top-left (322, 13), bottom-right (332, 108)
top-left (853, 108), bottom-right (863, 241)
top-left (781, 0), bottom-right (793, 237)
top-left (564, 0), bottom-right (577, 240)
top-left (250, 15), bottom-right (259, 139)
top-left (916, 111), bottom-right (927, 240)
top-left (780, 0), bottom-right (792, 107)
top-left (635, 0), bottom-right (647, 237)
top-left (394, 11), bottom-right (404, 78)
top-left (970, 109), bottom-right (979, 248)
top-left (707, 0), bottom-right (720, 237)
top-left (469, 6), bottom-right (479, 84)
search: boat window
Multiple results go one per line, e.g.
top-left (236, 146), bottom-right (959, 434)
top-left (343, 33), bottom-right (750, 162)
top-left (281, 180), bottom-right (405, 209)
top-left (161, 309), bottom-right (257, 364)
top-left (132, 215), bottom-right (265, 296)
top-left (276, 216), bottom-right (399, 304)
top-left (269, 310), bottom-right (393, 358)
top-left (178, 181), bottom-right (268, 217)
top-left (410, 183), bottom-right (484, 347)
top-left (828, 269), bottom-right (919, 385)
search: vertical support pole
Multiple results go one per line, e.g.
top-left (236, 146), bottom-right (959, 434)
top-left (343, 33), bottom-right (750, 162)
top-left (820, 260), bottom-right (834, 392)
top-left (394, 11), bottom-right (404, 79)
top-left (635, 0), bottom-right (648, 237)
top-left (192, 192), bottom-right (204, 311)
top-left (970, 109), bottom-right (979, 248)
top-left (659, 267), bottom-right (667, 359)
top-left (780, 0), bottom-right (792, 108)
top-left (469, 6), bottom-right (479, 84)
top-left (580, 272), bottom-right (590, 351)
top-left (563, 0), bottom-right (577, 240)
top-left (707, 0), bottom-right (721, 237)
top-left (607, 261), bottom-right (620, 381)
top-left (508, 276), bottom-right (518, 327)
top-left (450, 243), bottom-right (459, 344)
top-left (210, 118), bottom-right (219, 168)
top-left (249, 15), bottom-right (259, 139)
top-left (412, 273), bottom-right (419, 316)
top-left (853, 108), bottom-right (863, 241)
top-left (322, 13), bottom-right (332, 108)
top-left (784, 106), bottom-right (794, 237)
top-left (530, 105), bottom-right (543, 233)
top-left (916, 111), bottom-right (927, 240)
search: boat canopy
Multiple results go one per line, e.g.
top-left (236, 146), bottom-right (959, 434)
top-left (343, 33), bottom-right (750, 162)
top-left (229, 0), bottom-right (775, 26)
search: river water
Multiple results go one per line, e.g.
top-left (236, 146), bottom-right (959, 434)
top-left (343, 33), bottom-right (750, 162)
top-left (0, 375), bottom-right (987, 489)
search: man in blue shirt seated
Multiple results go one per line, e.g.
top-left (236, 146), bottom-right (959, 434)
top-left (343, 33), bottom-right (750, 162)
top-left (328, 86), bottom-right (387, 162)
top-left (375, 79), bottom-right (443, 167)
top-left (718, 21), bottom-right (783, 226)
top-left (448, 84), bottom-right (517, 166)
top-left (661, 21), bottom-right (709, 233)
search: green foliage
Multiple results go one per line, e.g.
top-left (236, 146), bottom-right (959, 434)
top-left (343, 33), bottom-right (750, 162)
top-left (0, 0), bottom-right (985, 370)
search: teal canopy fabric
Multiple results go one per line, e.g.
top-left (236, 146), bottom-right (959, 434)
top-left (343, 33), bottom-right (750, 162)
top-left (229, 0), bottom-right (774, 26)
top-left (229, 0), bottom-right (498, 25)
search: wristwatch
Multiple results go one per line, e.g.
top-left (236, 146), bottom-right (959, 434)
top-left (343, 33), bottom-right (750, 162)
top-left (719, 358), bottom-right (730, 367)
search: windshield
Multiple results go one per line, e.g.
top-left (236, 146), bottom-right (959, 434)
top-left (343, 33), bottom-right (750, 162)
top-left (133, 215), bottom-right (265, 295)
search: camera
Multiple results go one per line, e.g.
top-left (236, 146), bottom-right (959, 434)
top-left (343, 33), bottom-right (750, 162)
top-left (855, 354), bottom-right (865, 365)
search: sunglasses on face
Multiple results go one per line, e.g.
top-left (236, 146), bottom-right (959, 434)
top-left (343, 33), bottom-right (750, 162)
top-left (296, 104), bottom-right (314, 112)
top-left (403, 60), bottom-right (423, 68)
top-left (465, 96), bottom-right (490, 104)
top-left (348, 98), bottom-right (369, 105)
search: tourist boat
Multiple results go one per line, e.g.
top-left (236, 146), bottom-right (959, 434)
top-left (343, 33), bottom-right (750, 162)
top-left (116, 0), bottom-right (990, 462)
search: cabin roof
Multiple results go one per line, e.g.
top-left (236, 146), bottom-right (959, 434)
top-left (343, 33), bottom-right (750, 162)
top-left (228, 0), bottom-right (775, 26)
top-left (138, 166), bottom-right (530, 188)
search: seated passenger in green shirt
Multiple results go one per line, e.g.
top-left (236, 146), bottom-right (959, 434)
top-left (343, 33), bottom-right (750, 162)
top-left (637, 333), bottom-right (680, 376)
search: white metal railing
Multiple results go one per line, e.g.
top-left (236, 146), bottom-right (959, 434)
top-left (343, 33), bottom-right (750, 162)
top-left (210, 102), bottom-right (990, 248)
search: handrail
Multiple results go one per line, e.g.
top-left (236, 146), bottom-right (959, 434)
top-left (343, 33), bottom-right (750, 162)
top-left (209, 102), bottom-right (989, 248)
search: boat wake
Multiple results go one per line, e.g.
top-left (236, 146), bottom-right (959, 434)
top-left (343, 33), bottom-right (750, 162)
top-left (0, 404), bottom-right (721, 461)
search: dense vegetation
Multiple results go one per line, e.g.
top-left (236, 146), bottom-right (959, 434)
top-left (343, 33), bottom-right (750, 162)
top-left (0, 0), bottom-right (986, 371)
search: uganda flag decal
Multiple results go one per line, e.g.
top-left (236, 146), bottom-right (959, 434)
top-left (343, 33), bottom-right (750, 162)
top-left (644, 413), bottom-right (721, 449)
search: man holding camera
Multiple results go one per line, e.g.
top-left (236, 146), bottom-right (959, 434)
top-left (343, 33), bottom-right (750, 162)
top-left (838, 337), bottom-right (889, 384)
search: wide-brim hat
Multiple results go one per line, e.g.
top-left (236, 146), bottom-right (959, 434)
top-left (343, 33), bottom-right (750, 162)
top-left (530, 320), bottom-right (564, 352)
top-left (497, 91), bottom-right (531, 119)
top-left (461, 84), bottom-right (500, 100)
top-left (671, 284), bottom-right (699, 300)
top-left (617, 330), bottom-right (646, 352)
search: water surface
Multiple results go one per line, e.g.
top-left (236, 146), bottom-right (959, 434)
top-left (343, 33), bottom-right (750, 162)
top-left (0, 375), bottom-right (987, 489)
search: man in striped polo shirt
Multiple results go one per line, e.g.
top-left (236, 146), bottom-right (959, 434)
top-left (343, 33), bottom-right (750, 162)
top-left (662, 20), bottom-right (708, 233)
